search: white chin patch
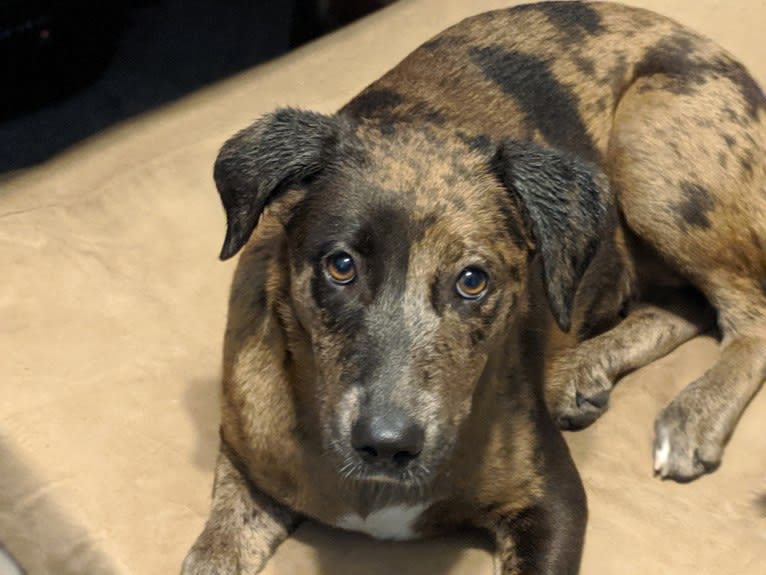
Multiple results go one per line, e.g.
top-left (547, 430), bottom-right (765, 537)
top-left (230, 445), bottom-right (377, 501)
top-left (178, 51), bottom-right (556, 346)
top-left (336, 503), bottom-right (429, 541)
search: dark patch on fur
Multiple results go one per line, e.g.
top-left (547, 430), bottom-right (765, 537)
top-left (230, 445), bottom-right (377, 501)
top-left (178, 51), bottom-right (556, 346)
top-left (509, 265), bottom-right (521, 282)
top-left (634, 34), bottom-right (701, 82)
top-left (421, 34), bottom-right (466, 52)
top-left (413, 213), bottom-right (439, 242)
top-left (676, 181), bottom-right (715, 230)
top-left (480, 296), bottom-right (504, 329)
top-left (722, 106), bottom-right (746, 126)
top-left (572, 55), bottom-right (596, 76)
top-left (342, 88), bottom-right (446, 132)
top-left (446, 194), bottom-right (467, 211)
top-left (715, 57), bottom-right (766, 120)
top-left (723, 134), bottom-right (736, 148)
top-left (430, 276), bottom-right (444, 317)
top-left (469, 46), bottom-right (599, 163)
top-left (516, 1), bottom-right (604, 43)
top-left (496, 198), bottom-right (529, 252)
top-left (635, 34), bottom-right (766, 119)
top-left (456, 131), bottom-right (494, 154)
top-left (740, 150), bottom-right (755, 176)
top-left (470, 328), bottom-right (486, 346)
top-left (343, 88), bottom-right (405, 118)
top-left (759, 279), bottom-right (766, 300)
top-left (607, 53), bottom-right (629, 102)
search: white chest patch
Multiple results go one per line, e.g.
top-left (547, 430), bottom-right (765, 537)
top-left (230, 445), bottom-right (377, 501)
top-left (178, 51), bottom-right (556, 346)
top-left (335, 503), bottom-right (429, 541)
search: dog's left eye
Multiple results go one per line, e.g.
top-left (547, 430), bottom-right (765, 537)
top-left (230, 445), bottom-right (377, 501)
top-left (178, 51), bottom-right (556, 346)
top-left (325, 252), bottom-right (357, 285)
top-left (456, 267), bottom-right (489, 300)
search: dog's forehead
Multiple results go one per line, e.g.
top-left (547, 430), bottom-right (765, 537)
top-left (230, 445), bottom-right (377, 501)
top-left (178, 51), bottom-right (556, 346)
top-left (290, 127), bottom-right (518, 269)
top-left (348, 127), bottom-right (507, 220)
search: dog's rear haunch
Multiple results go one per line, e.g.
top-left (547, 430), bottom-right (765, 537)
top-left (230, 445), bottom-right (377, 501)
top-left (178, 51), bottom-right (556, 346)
top-left (183, 2), bottom-right (766, 574)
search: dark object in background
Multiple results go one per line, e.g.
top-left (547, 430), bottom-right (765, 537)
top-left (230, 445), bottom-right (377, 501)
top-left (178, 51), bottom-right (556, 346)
top-left (0, 1), bottom-right (126, 120)
top-left (0, 0), bottom-right (393, 173)
top-left (291, 0), bottom-right (396, 45)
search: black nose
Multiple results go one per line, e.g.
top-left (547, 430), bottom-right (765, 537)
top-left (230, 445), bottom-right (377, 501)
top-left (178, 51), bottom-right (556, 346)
top-left (351, 414), bottom-right (424, 467)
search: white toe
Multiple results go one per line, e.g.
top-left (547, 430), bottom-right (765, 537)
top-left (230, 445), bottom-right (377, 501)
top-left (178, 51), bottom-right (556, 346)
top-left (654, 436), bottom-right (670, 474)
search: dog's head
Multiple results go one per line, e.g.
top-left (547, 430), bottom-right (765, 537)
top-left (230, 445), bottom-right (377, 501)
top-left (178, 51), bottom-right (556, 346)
top-left (215, 108), bottom-right (610, 490)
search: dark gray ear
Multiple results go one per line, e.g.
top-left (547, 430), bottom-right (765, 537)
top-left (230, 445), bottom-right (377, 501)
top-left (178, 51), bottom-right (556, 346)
top-left (214, 108), bottom-right (344, 260)
top-left (492, 141), bottom-right (613, 332)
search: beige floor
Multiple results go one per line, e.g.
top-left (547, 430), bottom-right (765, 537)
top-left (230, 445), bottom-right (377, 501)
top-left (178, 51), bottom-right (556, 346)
top-left (1, 1), bottom-right (764, 574)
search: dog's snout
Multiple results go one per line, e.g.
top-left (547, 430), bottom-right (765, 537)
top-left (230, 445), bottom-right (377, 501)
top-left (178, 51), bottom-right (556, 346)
top-left (351, 414), bottom-right (424, 467)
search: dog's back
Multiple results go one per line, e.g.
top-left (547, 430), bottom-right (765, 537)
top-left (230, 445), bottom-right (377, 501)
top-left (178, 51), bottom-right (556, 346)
top-left (343, 0), bottom-right (766, 481)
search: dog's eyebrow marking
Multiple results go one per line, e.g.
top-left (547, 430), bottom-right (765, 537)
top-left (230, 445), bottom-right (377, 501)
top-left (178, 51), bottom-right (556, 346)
top-left (335, 503), bottom-right (429, 541)
top-left (676, 181), bottom-right (715, 230)
top-left (469, 46), bottom-right (599, 164)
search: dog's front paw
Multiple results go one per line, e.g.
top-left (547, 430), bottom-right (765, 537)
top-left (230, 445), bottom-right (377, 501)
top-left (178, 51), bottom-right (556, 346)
top-left (181, 545), bottom-right (238, 575)
top-left (547, 351), bottom-right (613, 430)
top-left (181, 533), bottom-right (267, 575)
top-left (652, 395), bottom-right (723, 482)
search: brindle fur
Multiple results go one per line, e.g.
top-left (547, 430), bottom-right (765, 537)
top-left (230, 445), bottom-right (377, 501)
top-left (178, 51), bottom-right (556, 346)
top-left (184, 2), bottom-right (766, 574)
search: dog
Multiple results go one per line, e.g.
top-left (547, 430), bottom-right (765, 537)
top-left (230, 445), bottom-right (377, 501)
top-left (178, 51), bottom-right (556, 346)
top-left (183, 2), bottom-right (766, 573)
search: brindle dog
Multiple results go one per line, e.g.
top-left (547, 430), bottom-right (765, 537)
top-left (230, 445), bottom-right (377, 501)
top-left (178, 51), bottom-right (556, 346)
top-left (183, 2), bottom-right (766, 574)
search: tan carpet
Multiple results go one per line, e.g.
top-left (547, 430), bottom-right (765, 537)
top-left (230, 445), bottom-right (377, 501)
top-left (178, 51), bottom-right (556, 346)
top-left (1, 1), bottom-right (764, 573)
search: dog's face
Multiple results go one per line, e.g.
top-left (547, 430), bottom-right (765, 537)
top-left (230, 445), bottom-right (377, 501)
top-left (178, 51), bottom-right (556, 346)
top-left (284, 128), bottom-right (529, 485)
top-left (215, 109), bottom-right (610, 490)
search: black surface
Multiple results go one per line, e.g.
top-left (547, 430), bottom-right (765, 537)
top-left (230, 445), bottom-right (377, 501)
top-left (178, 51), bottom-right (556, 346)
top-left (0, 0), bottom-right (297, 173)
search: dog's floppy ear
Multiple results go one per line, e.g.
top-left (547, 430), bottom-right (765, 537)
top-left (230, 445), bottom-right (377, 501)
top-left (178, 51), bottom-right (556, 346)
top-left (214, 108), bottom-right (345, 260)
top-left (492, 141), bottom-right (612, 332)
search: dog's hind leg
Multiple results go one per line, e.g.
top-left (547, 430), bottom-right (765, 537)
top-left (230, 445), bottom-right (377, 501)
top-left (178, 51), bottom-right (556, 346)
top-left (605, 71), bottom-right (766, 480)
top-left (547, 287), bottom-right (713, 430)
top-left (653, 332), bottom-right (766, 480)
top-left (653, 270), bottom-right (766, 480)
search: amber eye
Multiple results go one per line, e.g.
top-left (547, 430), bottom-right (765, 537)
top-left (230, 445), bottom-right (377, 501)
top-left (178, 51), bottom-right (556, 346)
top-left (325, 252), bottom-right (356, 285)
top-left (456, 267), bottom-right (488, 300)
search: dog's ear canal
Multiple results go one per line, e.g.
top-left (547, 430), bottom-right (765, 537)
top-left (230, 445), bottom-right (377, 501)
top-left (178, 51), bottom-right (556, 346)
top-left (492, 141), bottom-right (613, 332)
top-left (214, 108), bottom-right (345, 260)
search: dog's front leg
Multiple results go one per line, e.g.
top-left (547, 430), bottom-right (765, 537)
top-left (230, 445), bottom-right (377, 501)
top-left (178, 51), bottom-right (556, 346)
top-left (182, 443), bottom-right (300, 575)
top-left (491, 502), bottom-right (585, 575)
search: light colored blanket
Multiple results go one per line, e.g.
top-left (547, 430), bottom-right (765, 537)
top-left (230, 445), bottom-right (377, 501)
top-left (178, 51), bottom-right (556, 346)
top-left (1, 1), bottom-right (764, 573)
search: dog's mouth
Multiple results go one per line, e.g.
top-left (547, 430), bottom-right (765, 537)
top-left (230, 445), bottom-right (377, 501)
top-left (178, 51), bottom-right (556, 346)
top-left (336, 457), bottom-right (433, 492)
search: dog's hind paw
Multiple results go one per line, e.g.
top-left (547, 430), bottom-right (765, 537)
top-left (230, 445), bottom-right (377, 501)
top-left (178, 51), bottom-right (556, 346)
top-left (652, 400), bottom-right (723, 482)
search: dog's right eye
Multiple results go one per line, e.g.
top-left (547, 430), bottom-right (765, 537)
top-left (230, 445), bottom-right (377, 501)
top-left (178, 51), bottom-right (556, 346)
top-left (325, 252), bottom-right (356, 285)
